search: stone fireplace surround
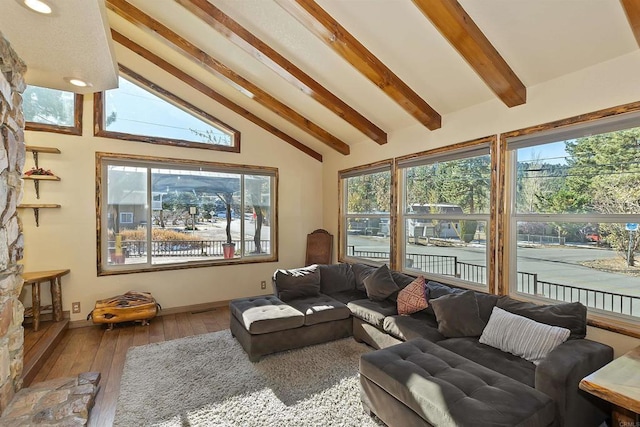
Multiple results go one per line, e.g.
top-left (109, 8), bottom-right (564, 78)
top-left (0, 29), bottom-right (27, 414)
top-left (0, 32), bottom-right (101, 427)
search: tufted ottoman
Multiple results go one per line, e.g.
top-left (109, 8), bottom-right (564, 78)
top-left (230, 295), bottom-right (351, 361)
top-left (359, 338), bottom-right (556, 427)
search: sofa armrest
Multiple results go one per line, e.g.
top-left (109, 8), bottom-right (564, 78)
top-left (535, 339), bottom-right (613, 427)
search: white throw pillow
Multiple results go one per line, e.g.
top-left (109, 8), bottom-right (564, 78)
top-left (479, 306), bottom-right (571, 364)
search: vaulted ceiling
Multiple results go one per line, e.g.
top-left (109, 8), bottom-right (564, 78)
top-left (3, 0), bottom-right (640, 161)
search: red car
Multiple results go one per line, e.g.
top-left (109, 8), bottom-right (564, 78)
top-left (585, 232), bottom-right (600, 242)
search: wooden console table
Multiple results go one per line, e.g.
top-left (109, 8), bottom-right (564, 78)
top-left (580, 346), bottom-right (640, 425)
top-left (22, 269), bottom-right (70, 332)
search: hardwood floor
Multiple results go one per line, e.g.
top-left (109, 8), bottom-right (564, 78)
top-left (28, 306), bottom-right (230, 427)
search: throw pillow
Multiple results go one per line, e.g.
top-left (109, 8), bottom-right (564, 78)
top-left (352, 263), bottom-right (377, 291)
top-left (362, 264), bottom-right (399, 301)
top-left (429, 290), bottom-right (486, 338)
top-left (273, 265), bottom-right (321, 302)
top-left (397, 276), bottom-right (427, 315)
top-left (496, 297), bottom-right (587, 339)
top-left (480, 306), bottom-right (571, 364)
top-left (424, 280), bottom-right (464, 316)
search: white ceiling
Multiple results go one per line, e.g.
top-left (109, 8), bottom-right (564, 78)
top-left (0, 0), bottom-right (118, 93)
top-left (1, 0), bottom-right (638, 156)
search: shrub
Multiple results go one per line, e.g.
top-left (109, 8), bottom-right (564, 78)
top-left (459, 220), bottom-right (478, 243)
top-left (111, 227), bottom-right (195, 241)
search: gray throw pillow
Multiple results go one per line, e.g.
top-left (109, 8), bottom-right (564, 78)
top-left (352, 263), bottom-right (377, 291)
top-left (424, 280), bottom-right (463, 316)
top-left (273, 265), bottom-right (321, 302)
top-left (430, 290), bottom-right (486, 338)
top-left (363, 264), bottom-right (399, 301)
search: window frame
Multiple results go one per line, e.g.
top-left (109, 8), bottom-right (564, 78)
top-left (94, 65), bottom-right (240, 153)
top-left (338, 160), bottom-right (394, 267)
top-left (24, 86), bottom-right (83, 136)
top-left (500, 103), bottom-right (640, 336)
top-left (397, 136), bottom-right (497, 291)
top-left (96, 152), bottom-right (278, 276)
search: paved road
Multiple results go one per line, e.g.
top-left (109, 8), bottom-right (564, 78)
top-left (347, 235), bottom-right (639, 301)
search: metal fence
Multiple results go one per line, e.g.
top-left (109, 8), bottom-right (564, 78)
top-left (113, 239), bottom-right (271, 257)
top-left (348, 247), bottom-right (639, 317)
top-left (517, 271), bottom-right (640, 317)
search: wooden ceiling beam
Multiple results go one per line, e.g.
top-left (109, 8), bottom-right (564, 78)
top-left (621, 0), bottom-right (640, 47)
top-left (276, 0), bottom-right (441, 131)
top-left (412, 0), bottom-right (526, 107)
top-left (175, 0), bottom-right (387, 145)
top-left (106, 0), bottom-right (349, 155)
top-left (110, 30), bottom-right (323, 162)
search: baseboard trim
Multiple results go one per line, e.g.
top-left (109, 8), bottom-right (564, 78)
top-left (69, 300), bottom-right (231, 329)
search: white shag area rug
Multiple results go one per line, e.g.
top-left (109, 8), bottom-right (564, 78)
top-left (114, 330), bottom-right (384, 426)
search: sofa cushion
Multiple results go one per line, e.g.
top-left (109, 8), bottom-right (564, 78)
top-left (437, 337), bottom-right (537, 388)
top-left (318, 263), bottom-right (356, 295)
top-left (383, 313), bottom-right (444, 343)
top-left (347, 298), bottom-right (397, 328)
top-left (390, 270), bottom-right (416, 289)
top-left (352, 263), bottom-right (377, 291)
top-left (327, 289), bottom-right (368, 305)
top-left (230, 296), bottom-right (304, 335)
top-left (396, 276), bottom-right (428, 315)
top-left (273, 265), bottom-right (321, 302)
top-left (480, 306), bottom-right (571, 364)
top-left (288, 294), bottom-right (351, 326)
top-left (475, 292), bottom-right (500, 324)
top-left (497, 297), bottom-right (586, 339)
top-left (430, 290), bottom-right (486, 338)
top-left (363, 264), bottom-right (399, 301)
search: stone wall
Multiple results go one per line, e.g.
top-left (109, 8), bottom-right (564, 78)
top-left (0, 30), bottom-right (26, 413)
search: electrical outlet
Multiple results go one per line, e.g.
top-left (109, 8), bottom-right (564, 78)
top-left (260, 280), bottom-right (267, 290)
top-left (72, 302), bottom-right (81, 314)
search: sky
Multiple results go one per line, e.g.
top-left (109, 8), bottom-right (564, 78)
top-left (105, 77), bottom-right (232, 146)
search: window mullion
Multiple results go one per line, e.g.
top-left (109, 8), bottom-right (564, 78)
top-left (147, 167), bottom-right (152, 266)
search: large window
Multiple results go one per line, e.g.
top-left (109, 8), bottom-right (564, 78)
top-left (339, 162), bottom-right (392, 265)
top-left (399, 139), bottom-right (493, 288)
top-left (24, 85), bottom-right (83, 135)
top-left (95, 67), bottom-right (239, 152)
top-left (97, 153), bottom-right (277, 275)
top-left (506, 112), bottom-right (640, 321)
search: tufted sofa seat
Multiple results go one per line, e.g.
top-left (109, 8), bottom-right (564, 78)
top-left (360, 339), bottom-right (556, 427)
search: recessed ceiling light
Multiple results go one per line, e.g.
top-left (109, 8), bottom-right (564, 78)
top-left (22, 0), bottom-right (52, 15)
top-left (64, 77), bottom-right (92, 88)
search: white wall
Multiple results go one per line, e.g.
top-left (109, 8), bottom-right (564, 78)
top-left (322, 50), bottom-right (640, 355)
top-left (19, 61), bottom-right (323, 322)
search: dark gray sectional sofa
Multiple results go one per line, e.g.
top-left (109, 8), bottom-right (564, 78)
top-left (229, 262), bottom-right (613, 427)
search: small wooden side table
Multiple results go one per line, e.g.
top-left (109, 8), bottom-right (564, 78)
top-left (22, 269), bottom-right (70, 332)
top-left (580, 346), bottom-right (640, 426)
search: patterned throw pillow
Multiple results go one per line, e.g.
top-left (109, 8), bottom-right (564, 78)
top-left (397, 276), bottom-right (427, 315)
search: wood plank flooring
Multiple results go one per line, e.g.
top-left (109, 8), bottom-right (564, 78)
top-left (27, 306), bottom-right (230, 427)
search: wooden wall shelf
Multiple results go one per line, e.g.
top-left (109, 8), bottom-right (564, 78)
top-left (18, 204), bottom-right (61, 227)
top-left (23, 175), bottom-right (61, 199)
top-left (25, 146), bottom-right (61, 168)
top-left (22, 146), bottom-right (62, 225)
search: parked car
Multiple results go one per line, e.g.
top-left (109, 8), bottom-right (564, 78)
top-left (585, 232), bottom-right (600, 243)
